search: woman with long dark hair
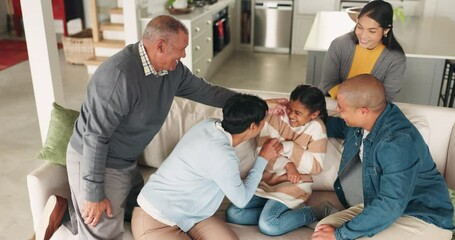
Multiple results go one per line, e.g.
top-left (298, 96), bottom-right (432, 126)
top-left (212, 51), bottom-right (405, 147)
top-left (319, 0), bottom-right (405, 101)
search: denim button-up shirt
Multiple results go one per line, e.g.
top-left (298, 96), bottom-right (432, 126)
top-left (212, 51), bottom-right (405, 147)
top-left (327, 103), bottom-right (454, 240)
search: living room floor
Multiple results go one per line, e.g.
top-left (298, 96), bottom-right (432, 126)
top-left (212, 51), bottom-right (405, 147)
top-left (0, 48), bottom-right (307, 239)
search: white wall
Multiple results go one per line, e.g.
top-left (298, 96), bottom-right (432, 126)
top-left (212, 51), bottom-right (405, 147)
top-left (146, 0), bottom-right (168, 15)
top-left (389, 0), bottom-right (425, 17)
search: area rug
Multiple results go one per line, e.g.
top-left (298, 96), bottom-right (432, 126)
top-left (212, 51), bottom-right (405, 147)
top-left (0, 39), bottom-right (63, 71)
top-left (0, 39), bottom-right (28, 71)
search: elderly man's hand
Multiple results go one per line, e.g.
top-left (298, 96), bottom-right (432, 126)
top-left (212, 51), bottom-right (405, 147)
top-left (312, 224), bottom-right (336, 240)
top-left (82, 198), bottom-right (113, 227)
top-left (266, 98), bottom-right (288, 116)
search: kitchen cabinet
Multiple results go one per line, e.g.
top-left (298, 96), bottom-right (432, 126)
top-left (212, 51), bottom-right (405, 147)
top-left (189, 14), bottom-right (213, 77)
top-left (239, 0), bottom-right (252, 46)
top-left (397, 58), bottom-right (443, 105)
top-left (291, 15), bottom-right (314, 54)
top-left (233, 0), bottom-right (253, 51)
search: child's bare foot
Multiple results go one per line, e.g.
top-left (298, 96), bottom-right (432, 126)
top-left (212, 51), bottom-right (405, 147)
top-left (265, 174), bottom-right (288, 185)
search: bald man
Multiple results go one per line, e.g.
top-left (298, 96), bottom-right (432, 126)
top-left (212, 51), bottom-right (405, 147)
top-left (312, 74), bottom-right (453, 240)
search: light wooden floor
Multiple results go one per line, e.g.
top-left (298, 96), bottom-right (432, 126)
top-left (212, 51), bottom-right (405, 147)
top-left (211, 51), bottom-right (307, 93)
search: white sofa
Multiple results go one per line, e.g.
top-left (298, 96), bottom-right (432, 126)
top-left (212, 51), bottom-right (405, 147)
top-left (27, 89), bottom-right (455, 239)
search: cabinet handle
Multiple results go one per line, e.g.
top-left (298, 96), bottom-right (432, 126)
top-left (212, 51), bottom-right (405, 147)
top-left (206, 20), bottom-right (212, 25)
top-left (206, 37), bottom-right (212, 42)
top-left (195, 45), bottom-right (201, 51)
top-left (207, 58), bottom-right (212, 63)
top-left (196, 69), bottom-right (201, 73)
top-left (195, 27), bottom-right (200, 32)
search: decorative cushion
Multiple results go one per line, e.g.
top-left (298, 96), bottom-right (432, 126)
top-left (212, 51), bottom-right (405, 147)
top-left (396, 105), bottom-right (431, 144)
top-left (37, 102), bottom-right (79, 165)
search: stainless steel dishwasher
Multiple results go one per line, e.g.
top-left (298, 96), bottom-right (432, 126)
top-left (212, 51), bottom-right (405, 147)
top-left (254, 0), bottom-right (293, 53)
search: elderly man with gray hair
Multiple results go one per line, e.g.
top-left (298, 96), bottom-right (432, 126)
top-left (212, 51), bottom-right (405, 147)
top-left (36, 15), bottom-right (286, 240)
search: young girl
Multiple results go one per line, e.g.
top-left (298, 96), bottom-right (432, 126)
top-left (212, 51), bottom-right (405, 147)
top-left (225, 85), bottom-right (333, 236)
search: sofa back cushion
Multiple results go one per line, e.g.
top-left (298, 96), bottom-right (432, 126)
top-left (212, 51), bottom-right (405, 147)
top-left (139, 97), bottom-right (258, 178)
top-left (140, 97), bottom-right (222, 168)
top-left (395, 103), bottom-right (455, 178)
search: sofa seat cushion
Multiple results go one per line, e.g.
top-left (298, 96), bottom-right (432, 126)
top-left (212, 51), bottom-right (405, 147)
top-left (230, 224), bottom-right (314, 240)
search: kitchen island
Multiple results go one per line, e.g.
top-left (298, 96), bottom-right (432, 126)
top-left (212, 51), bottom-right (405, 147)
top-left (304, 11), bottom-right (455, 105)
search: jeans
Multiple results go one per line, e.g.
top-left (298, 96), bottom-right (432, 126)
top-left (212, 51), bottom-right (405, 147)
top-left (225, 195), bottom-right (316, 236)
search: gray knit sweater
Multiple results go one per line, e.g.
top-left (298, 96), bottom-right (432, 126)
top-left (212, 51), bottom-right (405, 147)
top-left (69, 42), bottom-right (236, 201)
top-left (319, 32), bottom-right (406, 101)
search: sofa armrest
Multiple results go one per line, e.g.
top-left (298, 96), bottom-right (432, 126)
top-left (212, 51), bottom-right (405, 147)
top-left (445, 126), bottom-right (455, 190)
top-left (27, 162), bottom-right (70, 233)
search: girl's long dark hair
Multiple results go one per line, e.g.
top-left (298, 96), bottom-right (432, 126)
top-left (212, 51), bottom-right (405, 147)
top-left (353, 0), bottom-right (404, 53)
top-left (290, 85), bottom-right (328, 123)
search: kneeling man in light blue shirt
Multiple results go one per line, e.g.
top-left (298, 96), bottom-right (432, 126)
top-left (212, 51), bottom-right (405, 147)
top-left (132, 94), bottom-right (284, 240)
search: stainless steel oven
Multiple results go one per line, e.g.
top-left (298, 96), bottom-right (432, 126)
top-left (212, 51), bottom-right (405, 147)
top-left (212, 7), bottom-right (230, 56)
